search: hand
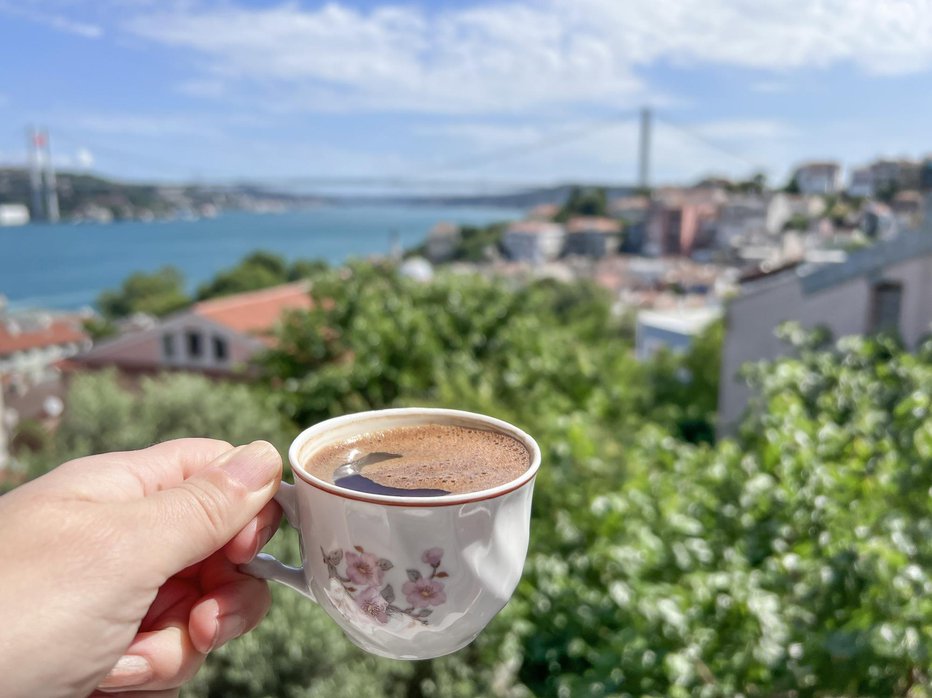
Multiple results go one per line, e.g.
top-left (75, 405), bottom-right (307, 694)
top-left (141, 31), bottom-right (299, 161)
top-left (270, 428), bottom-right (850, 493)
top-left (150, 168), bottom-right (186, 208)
top-left (0, 438), bottom-right (284, 698)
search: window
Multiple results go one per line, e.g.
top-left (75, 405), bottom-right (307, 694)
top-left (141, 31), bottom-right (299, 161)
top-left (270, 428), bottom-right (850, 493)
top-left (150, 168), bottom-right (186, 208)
top-left (162, 333), bottom-right (175, 359)
top-left (212, 335), bottom-right (228, 363)
top-left (871, 281), bottom-right (903, 333)
top-left (186, 331), bottom-right (203, 359)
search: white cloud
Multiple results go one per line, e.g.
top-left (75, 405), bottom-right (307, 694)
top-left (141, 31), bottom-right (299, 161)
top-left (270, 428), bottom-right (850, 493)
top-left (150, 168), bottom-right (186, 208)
top-left (122, 0), bottom-right (932, 116)
top-left (0, 2), bottom-right (103, 38)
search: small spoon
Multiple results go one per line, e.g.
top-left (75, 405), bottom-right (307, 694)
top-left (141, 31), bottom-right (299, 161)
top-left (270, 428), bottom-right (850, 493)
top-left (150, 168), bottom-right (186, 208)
top-left (332, 451), bottom-right (402, 481)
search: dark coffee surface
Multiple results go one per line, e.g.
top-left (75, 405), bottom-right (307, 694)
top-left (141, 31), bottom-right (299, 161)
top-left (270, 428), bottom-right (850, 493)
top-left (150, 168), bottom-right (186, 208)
top-left (305, 423), bottom-right (531, 496)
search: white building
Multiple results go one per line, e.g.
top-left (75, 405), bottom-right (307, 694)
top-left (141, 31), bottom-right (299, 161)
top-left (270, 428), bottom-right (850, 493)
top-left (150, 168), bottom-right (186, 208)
top-left (0, 204), bottom-right (29, 227)
top-left (0, 311), bottom-right (91, 383)
top-left (718, 230), bottom-right (932, 434)
top-left (793, 162), bottom-right (842, 195)
top-left (636, 306), bottom-right (721, 360)
top-left (502, 221), bottom-right (566, 263)
top-left (848, 166), bottom-right (874, 198)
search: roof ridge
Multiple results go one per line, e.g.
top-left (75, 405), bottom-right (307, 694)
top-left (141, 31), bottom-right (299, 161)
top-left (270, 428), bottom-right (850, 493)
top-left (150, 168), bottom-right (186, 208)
top-left (193, 281), bottom-right (310, 314)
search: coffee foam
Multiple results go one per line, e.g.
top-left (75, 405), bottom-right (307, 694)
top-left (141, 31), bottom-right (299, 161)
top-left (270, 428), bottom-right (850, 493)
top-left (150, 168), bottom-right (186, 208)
top-left (305, 423), bottom-right (531, 495)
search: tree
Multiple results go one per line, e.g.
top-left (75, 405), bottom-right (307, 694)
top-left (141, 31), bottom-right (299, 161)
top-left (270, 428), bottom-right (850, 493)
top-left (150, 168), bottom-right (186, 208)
top-left (26, 371), bottom-right (295, 472)
top-left (197, 251), bottom-right (291, 299)
top-left (555, 186), bottom-right (608, 221)
top-left (97, 267), bottom-right (190, 319)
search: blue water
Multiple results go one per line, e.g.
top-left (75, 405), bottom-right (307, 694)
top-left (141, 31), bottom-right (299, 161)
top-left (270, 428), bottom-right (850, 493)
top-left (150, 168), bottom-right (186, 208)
top-left (0, 205), bottom-right (518, 310)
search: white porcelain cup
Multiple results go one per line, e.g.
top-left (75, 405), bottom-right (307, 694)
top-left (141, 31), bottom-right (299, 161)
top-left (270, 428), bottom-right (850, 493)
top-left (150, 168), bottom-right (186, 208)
top-left (242, 407), bottom-right (541, 660)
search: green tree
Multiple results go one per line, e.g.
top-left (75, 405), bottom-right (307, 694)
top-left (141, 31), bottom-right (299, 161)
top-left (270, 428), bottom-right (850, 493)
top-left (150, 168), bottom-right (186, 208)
top-left (197, 251), bottom-right (291, 299)
top-left (556, 186), bottom-right (608, 221)
top-left (25, 371), bottom-right (295, 473)
top-left (97, 266), bottom-right (190, 319)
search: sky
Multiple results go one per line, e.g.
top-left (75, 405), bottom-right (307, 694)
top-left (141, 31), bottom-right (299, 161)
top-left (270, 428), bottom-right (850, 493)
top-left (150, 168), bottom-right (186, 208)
top-left (2, 0), bottom-right (932, 194)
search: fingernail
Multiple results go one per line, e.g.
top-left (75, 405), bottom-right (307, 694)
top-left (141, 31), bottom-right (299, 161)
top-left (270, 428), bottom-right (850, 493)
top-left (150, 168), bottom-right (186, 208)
top-left (98, 655), bottom-right (152, 689)
top-left (209, 614), bottom-right (248, 652)
top-left (220, 441), bottom-right (281, 490)
top-left (256, 525), bottom-right (274, 555)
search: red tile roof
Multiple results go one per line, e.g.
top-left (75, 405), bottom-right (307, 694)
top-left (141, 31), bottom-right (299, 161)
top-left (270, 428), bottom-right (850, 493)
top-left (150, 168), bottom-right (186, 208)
top-left (567, 216), bottom-right (622, 234)
top-left (0, 318), bottom-right (88, 356)
top-left (192, 282), bottom-right (313, 336)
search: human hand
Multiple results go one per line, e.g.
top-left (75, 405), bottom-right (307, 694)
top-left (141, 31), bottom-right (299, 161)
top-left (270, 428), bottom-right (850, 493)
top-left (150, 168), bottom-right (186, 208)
top-left (0, 438), bottom-right (283, 698)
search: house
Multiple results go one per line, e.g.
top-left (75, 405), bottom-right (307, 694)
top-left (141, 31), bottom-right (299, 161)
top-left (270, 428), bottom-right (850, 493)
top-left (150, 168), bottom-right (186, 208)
top-left (891, 191), bottom-right (923, 227)
top-left (0, 307), bottom-right (91, 469)
top-left (72, 282), bottom-right (312, 377)
top-left (717, 193), bottom-right (801, 249)
top-left (527, 203), bottom-right (559, 221)
top-left (635, 306), bottom-right (721, 360)
top-left (848, 167), bottom-right (874, 198)
top-left (608, 196), bottom-right (649, 253)
top-left (0, 309), bottom-right (91, 383)
top-left (646, 189), bottom-right (723, 256)
top-left (870, 159), bottom-right (920, 193)
top-left (718, 230), bottom-right (932, 434)
top-left (502, 221), bottom-right (566, 263)
top-left (563, 217), bottom-right (622, 258)
top-left (425, 222), bottom-right (460, 263)
top-left (792, 161), bottom-right (842, 195)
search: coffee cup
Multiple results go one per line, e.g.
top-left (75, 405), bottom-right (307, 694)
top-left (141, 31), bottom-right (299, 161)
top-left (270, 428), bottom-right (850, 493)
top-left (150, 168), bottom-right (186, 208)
top-left (242, 407), bottom-right (541, 660)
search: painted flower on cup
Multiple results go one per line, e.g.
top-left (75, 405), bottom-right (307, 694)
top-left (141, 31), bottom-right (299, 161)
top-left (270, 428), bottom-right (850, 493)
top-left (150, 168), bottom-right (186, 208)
top-left (355, 586), bottom-right (390, 624)
top-left (403, 577), bottom-right (447, 608)
top-left (421, 547), bottom-right (444, 567)
top-left (345, 551), bottom-right (384, 586)
top-left (322, 545), bottom-right (450, 625)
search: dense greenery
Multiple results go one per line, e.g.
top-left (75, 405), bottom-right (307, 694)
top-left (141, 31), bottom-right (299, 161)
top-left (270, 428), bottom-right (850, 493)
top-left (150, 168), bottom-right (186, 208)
top-left (13, 256), bottom-right (932, 697)
top-left (197, 251), bottom-right (327, 299)
top-left (98, 266), bottom-right (190, 319)
top-left (555, 186), bottom-right (609, 221)
top-left (96, 252), bottom-right (328, 320)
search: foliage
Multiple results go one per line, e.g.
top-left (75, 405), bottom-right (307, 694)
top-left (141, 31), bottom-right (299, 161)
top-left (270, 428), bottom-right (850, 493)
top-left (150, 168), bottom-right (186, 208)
top-left (451, 222), bottom-right (508, 262)
top-left (97, 266), bottom-right (190, 319)
top-left (19, 371), bottom-right (295, 482)
top-left (197, 251), bottom-right (326, 300)
top-left (783, 212), bottom-right (809, 232)
top-left (25, 252), bottom-right (932, 697)
top-left (555, 186), bottom-right (608, 221)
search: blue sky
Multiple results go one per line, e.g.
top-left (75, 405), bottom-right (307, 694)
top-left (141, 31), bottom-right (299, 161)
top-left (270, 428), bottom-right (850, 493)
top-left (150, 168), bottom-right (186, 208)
top-left (2, 0), bottom-right (932, 193)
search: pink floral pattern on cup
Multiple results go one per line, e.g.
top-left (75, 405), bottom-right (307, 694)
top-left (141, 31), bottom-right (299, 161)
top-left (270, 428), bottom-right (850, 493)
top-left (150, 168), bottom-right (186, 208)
top-left (322, 545), bottom-right (449, 625)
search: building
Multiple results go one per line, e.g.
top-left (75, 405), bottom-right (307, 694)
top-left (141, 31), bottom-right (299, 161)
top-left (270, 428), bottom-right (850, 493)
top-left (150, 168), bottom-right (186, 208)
top-left (527, 203), bottom-right (559, 221)
top-left (718, 230), bottom-right (932, 433)
top-left (848, 166), bottom-right (874, 198)
top-left (870, 159), bottom-right (920, 193)
top-left (425, 222), bottom-right (460, 263)
top-left (717, 193), bottom-right (804, 249)
top-left (891, 191), bottom-right (923, 227)
top-left (72, 282), bottom-right (312, 377)
top-left (792, 162), bottom-right (842, 195)
top-left (0, 204), bottom-right (29, 227)
top-left (502, 221), bottom-right (566, 263)
top-left (563, 216), bottom-right (622, 258)
top-left (0, 309), bottom-right (91, 383)
top-left (635, 306), bottom-right (721, 360)
top-left (608, 196), bottom-right (650, 253)
top-left (646, 190), bottom-right (723, 256)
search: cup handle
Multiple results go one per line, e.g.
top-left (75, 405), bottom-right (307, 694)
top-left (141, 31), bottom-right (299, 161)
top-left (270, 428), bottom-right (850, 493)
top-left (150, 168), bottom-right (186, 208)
top-left (240, 482), bottom-right (317, 602)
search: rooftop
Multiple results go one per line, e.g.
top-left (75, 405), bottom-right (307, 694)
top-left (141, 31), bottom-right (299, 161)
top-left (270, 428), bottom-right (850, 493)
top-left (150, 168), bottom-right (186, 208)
top-left (506, 220), bottom-right (565, 235)
top-left (0, 315), bottom-right (88, 357)
top-left (637, 306), bottom-right (722, 335)
top-left (192, 282), bottom-right (313, 336)
top-left (567, 216), bottom-right (622, 234)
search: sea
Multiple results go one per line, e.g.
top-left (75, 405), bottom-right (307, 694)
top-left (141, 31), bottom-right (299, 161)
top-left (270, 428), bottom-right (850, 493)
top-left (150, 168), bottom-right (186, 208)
top-left (0, 204), bottom-right (520, 311)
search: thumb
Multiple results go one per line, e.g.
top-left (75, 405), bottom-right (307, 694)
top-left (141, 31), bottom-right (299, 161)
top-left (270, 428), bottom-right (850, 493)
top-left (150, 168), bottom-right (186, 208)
top-left (137, 441), bottom-right (282, 576)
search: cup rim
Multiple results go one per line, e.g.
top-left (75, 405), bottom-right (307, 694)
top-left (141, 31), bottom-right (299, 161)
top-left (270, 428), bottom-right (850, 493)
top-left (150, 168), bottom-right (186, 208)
top-left (288, 407), bottom-right (541, 507)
